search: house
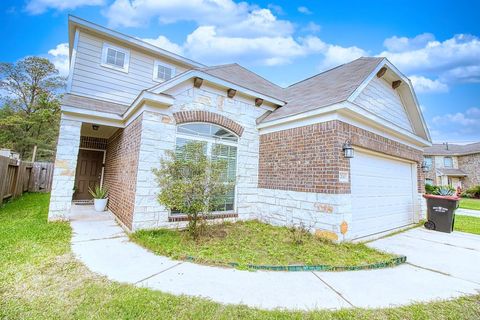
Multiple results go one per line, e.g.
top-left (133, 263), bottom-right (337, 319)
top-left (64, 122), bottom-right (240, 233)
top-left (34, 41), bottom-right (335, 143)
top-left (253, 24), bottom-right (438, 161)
top-left (48, 16), bottom-right (431, 241)
top-left (423, 143), bottom-right (480, 189)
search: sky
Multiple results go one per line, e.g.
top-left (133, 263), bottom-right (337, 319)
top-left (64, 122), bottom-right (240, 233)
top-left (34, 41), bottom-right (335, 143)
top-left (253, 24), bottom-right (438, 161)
top-left (1, 0), bottom-right (479, 143)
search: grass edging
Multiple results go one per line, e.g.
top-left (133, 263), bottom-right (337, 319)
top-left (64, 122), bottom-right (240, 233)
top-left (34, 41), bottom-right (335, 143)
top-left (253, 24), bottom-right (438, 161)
top-left (184, 255), bottom-right (407, 271)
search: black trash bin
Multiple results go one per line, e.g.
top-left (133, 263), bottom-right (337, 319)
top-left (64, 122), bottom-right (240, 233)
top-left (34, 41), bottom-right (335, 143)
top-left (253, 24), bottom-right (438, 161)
top-left (423, 194), bottom-right (459, 233)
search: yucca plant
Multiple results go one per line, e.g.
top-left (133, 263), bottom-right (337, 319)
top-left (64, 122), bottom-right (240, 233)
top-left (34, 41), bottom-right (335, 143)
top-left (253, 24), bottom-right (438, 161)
top-left (434, 185), bottom-right (455, 196)
top-left (88, 185), bottom-right (108, 199)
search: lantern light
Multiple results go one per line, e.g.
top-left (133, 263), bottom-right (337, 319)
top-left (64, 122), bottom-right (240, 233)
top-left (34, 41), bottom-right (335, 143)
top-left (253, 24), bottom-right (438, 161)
top-left (342, 140), bottom-right (354, 159)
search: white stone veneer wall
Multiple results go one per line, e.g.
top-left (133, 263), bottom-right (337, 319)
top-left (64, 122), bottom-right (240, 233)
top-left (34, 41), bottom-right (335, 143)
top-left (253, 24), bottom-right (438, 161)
top-left (48, 117), bottom-right (81, 221)
top-left (131, 84), bottom-right (268, 230)
top-left (257, 188), bottom-right (352, 241)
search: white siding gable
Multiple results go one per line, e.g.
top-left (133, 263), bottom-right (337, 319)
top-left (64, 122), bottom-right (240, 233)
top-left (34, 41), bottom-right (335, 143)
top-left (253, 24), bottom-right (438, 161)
top-left (353, 77), bottom-right (413, 132)
top-left (70, 30), bottom-right (189, 105)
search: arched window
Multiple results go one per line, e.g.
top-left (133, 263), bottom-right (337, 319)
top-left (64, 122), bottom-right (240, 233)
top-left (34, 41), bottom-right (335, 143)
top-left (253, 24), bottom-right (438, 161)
top-left (175, 123), bottom-right (238, 213)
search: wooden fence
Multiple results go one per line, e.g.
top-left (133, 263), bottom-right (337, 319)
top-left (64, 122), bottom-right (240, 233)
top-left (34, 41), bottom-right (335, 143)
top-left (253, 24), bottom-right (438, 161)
top-left (0, 156), bottom-right (54, 202)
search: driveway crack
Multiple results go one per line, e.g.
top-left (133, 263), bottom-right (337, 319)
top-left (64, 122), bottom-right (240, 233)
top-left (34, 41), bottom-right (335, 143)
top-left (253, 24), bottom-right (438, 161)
top-left (311, 272), bottom-right (355, 307)
top-left (407, 262), bottom-right (480, 285)
top-left (135, 262), bottom-right (184, 284)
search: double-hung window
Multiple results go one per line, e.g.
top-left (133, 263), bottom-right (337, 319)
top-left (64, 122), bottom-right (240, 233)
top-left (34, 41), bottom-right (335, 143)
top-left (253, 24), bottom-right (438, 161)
top-left (174, 123), bottom-right (238, 214)
top-left (153, 60), bottom-right (175, 82)
top-left (444, 156), bottom-right (453, 168)
top-left (101, 43), bottom-right (130, 72)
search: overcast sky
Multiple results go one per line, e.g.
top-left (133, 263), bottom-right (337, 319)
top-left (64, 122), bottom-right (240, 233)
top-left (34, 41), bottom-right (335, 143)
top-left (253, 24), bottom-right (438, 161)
top-left (1, 0), bottom-right (479, 143)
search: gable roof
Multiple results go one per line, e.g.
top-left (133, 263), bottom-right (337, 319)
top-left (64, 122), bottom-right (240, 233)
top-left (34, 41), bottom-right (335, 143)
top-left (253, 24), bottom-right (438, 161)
top-left (196, 64), bottom-right (285, 101)
top-left (263, 57), bottom-right (384, 122)
top-left (424, 143), bottom-right (480, 156)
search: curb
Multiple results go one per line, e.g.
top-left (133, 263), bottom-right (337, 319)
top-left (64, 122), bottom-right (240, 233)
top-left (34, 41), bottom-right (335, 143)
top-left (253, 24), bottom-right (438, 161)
top-left (185, 255), bottom-right (407, 272)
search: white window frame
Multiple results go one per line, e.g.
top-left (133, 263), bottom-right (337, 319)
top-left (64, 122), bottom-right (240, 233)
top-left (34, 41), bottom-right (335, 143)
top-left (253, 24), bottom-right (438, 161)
top-left (443, 156), bottom-right (453, 168)
top-left (153, 60), bottom-right (176, 82)
top-left (174, 122), bottom-right (239, 215)
top-left (101, 42), bottom-right (130, 73)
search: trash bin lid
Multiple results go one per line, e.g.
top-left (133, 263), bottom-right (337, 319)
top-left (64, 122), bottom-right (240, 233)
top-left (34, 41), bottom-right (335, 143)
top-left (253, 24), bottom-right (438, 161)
top-left (423, 194), bottom-right (459, 201)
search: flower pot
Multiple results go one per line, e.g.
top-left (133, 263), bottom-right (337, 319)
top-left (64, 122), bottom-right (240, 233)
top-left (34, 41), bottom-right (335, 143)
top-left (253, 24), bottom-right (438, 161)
top-left (94, 198), bottom-right (108, 212)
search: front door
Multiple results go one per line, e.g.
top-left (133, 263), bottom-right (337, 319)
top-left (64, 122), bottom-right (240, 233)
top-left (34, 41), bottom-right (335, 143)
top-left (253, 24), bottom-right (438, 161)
top-left (73, 149), bottom-right (104, 200)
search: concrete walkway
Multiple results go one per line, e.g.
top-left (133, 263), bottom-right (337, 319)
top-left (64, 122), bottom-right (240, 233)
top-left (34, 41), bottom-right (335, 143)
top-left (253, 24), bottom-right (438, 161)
top-left (456, 208), bottom-right (480, 217)
top-left (70, 205), bottom-right (480, 311)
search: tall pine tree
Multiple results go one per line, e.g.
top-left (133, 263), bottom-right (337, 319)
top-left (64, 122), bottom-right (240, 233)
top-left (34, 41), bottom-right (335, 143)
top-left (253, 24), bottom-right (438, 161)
top-left (0, 57), bottom-right (65, 161)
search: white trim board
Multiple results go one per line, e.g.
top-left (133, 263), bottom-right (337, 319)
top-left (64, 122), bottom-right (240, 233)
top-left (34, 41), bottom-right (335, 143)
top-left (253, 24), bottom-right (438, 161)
top-left (66, 29), bottom-right (80, 93)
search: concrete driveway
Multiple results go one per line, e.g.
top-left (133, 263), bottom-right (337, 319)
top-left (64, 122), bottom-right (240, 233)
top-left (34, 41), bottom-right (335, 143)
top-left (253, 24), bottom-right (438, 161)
top-left (70, 205), bottom-right (480, 310)
top-left (367, 227), bottom-right (480, 285)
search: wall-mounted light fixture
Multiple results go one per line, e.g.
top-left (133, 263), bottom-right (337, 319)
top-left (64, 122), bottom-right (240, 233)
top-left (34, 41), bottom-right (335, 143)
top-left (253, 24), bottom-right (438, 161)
top-left (92, 124), bottom-right (99, 131)
top-left (342, 140), bottom-right (354, 158)
top-left (421, 160), bottom-right (430, 172)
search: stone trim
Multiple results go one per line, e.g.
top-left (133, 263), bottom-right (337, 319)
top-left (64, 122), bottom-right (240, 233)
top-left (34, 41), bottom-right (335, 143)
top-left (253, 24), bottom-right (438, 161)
top-left (173, 111), bottom-right (244, 137)
top-left (168, 212), bottom-right (238, 222)
top-left (80, 136), bottom-right (108, 150)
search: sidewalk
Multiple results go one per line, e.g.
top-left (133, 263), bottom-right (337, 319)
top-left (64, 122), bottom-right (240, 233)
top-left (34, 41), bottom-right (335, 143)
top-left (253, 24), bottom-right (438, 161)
top-left (69, 205), bottom-right (480, 311)
top-left (456, 208), bottom-right (480, 217)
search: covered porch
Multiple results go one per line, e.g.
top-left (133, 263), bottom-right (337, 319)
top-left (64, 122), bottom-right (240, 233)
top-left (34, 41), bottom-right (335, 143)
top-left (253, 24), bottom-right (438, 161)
top-left (436, 168), bottom-right (468, 189)
top-left (48, 114), bottom-right (138, 229)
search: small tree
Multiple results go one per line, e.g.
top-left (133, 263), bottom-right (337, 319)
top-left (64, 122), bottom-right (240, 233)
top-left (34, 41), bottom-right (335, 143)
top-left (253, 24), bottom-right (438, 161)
top-left (153, 141), bottom-right (233, 239)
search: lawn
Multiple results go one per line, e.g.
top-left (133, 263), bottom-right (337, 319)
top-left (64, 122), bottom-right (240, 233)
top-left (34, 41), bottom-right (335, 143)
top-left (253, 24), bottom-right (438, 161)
top-left (131, 221), bottom-right (397, 269)
top-left (459, 198), bottom-right (480, 210)
top-left (1, 193), bottom-right (479, 320)
top-left (455, 215), bottom-right (480, 235)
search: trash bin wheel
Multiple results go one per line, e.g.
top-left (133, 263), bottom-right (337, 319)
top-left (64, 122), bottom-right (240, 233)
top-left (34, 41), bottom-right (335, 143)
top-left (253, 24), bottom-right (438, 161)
top-left (424, 220), bottom-right (435, 230)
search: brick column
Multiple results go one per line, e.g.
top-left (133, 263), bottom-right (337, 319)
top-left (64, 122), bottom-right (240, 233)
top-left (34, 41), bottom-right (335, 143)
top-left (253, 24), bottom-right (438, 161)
top-left (48, 117), bottom-right (82, 221)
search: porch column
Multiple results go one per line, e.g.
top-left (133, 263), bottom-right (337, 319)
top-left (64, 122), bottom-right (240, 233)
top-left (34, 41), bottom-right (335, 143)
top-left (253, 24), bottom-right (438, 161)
top-left (48, 117), bottom-right (82, 221)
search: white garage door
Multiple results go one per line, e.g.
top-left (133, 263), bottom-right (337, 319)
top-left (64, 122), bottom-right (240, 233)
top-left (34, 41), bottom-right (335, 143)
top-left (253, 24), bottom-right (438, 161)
top-left (350, 150), bottom-right (415, 239)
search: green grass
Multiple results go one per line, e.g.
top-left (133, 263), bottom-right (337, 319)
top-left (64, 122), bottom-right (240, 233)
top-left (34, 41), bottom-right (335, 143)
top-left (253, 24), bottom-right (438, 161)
top-left (132, 221), bottom-right (396, 269)
top-left (455, 215), bottom-right (480, 235)
top-left (460, 198), bottom-right (480, 210)
top-left (1, 193), bottom-right (479, 319)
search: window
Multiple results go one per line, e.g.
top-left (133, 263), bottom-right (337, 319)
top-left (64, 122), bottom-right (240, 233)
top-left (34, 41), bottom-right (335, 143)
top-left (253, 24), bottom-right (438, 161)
top-left (444, 156), bottom-right (453, 168)
top-left (174, 123), bottom-right (238, 214)
top-left (425, 178), bottom-right (434, 185)
top-left (423, 157), bottom-right (432, 170)
top-left (101, 43), bottom-right (130, 72)
top-left (153, 60), bottom-right (175, 81)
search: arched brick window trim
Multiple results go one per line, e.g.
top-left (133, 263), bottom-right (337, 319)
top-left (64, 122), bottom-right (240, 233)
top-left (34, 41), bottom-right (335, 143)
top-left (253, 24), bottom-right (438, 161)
top-left (173, 111), bottom-right (244, 137)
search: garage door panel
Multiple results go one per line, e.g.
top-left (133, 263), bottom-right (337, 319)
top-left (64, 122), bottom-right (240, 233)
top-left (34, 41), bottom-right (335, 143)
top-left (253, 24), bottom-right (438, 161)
top-left (350, 151), bottom-right (415, 239)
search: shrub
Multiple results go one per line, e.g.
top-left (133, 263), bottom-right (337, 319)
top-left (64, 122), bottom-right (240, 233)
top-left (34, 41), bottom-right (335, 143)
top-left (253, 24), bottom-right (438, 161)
top-left (433, 185), bottom-right (455, 196)
top-left (153, 141), bottom-right (233, 239)
top-left (425, 184), bottom-right (438, 195)
top-left (463, 185), bottom-right (480, 198)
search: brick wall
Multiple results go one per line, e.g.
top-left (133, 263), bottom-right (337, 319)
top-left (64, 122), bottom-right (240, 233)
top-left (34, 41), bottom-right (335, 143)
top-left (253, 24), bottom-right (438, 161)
top-left (103, 116), bottom-right (142, 229)
top-left (458, 153), bottom-right (480, 188)
top-left (258, 120), bottom-right (424, 194)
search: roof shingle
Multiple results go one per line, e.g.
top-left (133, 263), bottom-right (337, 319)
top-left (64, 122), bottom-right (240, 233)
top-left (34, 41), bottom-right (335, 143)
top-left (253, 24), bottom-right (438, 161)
top-left (424, 143), bottom-right (480, 155)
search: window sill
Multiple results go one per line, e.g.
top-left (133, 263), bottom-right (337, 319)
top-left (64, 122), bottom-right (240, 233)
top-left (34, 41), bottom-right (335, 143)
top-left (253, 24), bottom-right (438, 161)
top-left (168, 212), bottom-right (238, 222)
top-left (100, 62), bottom-right (129, 74)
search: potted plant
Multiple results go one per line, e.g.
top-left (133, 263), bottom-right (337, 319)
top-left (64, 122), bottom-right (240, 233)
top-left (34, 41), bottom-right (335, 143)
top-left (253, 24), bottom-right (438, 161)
top-left (423, 186), bottom-right (459, 233)
top-left (88, 185), bottom-right (108, 212)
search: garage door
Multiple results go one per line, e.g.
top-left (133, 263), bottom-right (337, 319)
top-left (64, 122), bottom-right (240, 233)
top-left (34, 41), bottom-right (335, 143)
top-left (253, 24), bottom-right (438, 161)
top-left (350, 150), bottom-right (415, 239)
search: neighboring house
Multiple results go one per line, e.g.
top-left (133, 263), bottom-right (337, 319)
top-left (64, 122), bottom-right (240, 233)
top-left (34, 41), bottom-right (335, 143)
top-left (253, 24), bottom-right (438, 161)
top-left (423, 143), bottom-right (480, 189)
top-left (48, 16), bottom-right (431, 241)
